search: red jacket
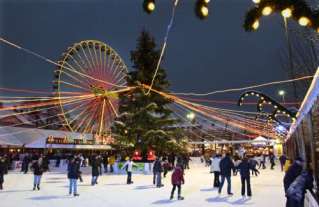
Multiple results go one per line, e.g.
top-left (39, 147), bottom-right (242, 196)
top-left (171, 166), bottom-right (184, 185)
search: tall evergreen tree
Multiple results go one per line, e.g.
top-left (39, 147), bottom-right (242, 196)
top-left (112, 31), bottom-right (183, 154)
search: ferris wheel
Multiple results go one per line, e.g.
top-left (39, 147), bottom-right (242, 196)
top-left (53, 40), bottom-right (128, 135)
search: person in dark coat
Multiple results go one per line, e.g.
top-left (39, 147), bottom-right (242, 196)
top-left (91, 156), bottom-right (99, 185)
top-left (68, 158), bottom-right (80, 196)
top-left (248, 157), bottom-right (259, 176)
top-left (153, 157), bottom-right (164, 187)
top-left (22, 154), bottom-right (31, 174)
top-left (269, 153), bottom-right (276, 170)
top-left (0, 156), bottom-right (6, 190)
top-left (286, 169), bottom-right (313, 207)
top-left (279, 154), bottom-right (287, 172)
top-left (170, 163), bottom-right (184, 200)
top-left (218, 153), bottom-right (234, 195)
top-left (238, 156), bottom-right (252, 197)
top-left (283, 157), bottom-right (303, 193)
top-left (31, 159), bottom-right (44, 190)
top-left (103, 154), bottom-right (109, 173)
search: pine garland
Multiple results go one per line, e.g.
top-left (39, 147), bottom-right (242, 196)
top-left (244, 0), bottom-right (319, 32)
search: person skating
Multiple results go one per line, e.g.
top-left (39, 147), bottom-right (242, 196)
top-left (238, 155), bottom-right (252, 197)
top-left (269, 153), bottom-right (276, 170)
top-left (153, 157), bottom-right (164, 187)
top-left (22, 154), bottom-right (31, 174)
top-left (30, 159), bottom-right (44, 190)
top-left (211, 154), bottom-right (221, 188)
top-left (67, 158), bottom-right (80, 196)
top-left (0, 156), bottom-right (6, 190)
top-left (162, 157), bottom-right (170, 178)
top-left (279, 154), bottom-right (287, 172)
top-left (103, 153), bottom-right (109, 173)
top-left (91, 156), bottom-right (99, 185)
top-left (218, 152), bottom-right (234, 195)
top-left (249, 156), bottom-right (259, 176)
top-left (122, 157), bottom-right (136, 184)
top-left (170, 163), bottom-right (184, 200)
top-left (283, 157), bottom-right (303, 193)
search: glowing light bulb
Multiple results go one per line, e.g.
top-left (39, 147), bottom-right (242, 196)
top-left (299, 17), bottom-right (310, 26)
top-left (252, 20), bottom-right (259, 30)
top-left (252, 0), bottom-right (260, 3)
top-left (262, 6), bottom-right (273, 16)
top-left (281, 8), bottom-right (292, 18)
top-left (201, 6), bottom-right (209, 17)
top-left (147, 2), bottom-right (155, 11)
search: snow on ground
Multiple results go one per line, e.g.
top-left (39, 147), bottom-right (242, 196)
top-left (0, 158), bottom-right (285, 207)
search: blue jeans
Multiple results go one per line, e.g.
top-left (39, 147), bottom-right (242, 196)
top-left (155, 172), bottom-right (162, 187)
top-left (218, 175), bottom-right (232, 194)
top-left (91, 176), bottom-right (98, 185)
top-left (33, 175), bottom-right (42, 186)
top-left (69, 179), bottom-right (77, 195)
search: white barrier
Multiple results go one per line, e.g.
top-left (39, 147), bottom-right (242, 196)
top-left (304, 190), bottom-right (318, 207)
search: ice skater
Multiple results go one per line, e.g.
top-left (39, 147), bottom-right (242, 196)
top-left (122, 157), bottom-right (136, 184)
top-left (218, 153), bottom-right (234, 195)
top-left (67, 158), bottom-right (80, 196)
top-left (170, 163), bottom-right (184, 200)
top-left (153, 157), bottom-right (164, 187)
top-left (238, 155), bottom-right (252, 197)
top-left (0, 156), bottom-right (6, 190)
top-left (31, 158), bottom-right (44, 190)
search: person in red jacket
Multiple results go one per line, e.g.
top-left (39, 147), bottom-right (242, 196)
top-left (170, 163), bottom-right (185, 200)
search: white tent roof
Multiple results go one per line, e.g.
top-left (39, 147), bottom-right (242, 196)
top-left (0, 126), bottom-right (93, 147)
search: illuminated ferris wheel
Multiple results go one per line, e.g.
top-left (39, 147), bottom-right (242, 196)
top-left (53, 40), bottom-right (128, 135)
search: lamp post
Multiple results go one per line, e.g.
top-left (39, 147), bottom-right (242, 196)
top-left (278, 90), bottom-right (286, 103)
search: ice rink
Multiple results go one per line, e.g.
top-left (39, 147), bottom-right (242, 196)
top-left (0, 159), bottom-right (285, 207)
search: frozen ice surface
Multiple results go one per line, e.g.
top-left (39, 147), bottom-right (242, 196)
top-left (0, 159), bottom-right (285, 207)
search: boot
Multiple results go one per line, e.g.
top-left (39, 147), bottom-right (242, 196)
top-left (74, 193), bottom-right (80, 197)
top-left (37, 184), bottom-right (40, 190)
top-left (178, 196), bottom-right (184, 200)
top-left (33, 185), bottom-right (36, 191)
top-left (170, 195), bottom-right (173, 200)
top-left (0, 183), bottom-right (3, 190)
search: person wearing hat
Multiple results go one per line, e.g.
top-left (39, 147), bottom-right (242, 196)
top-left (0, 156), bottom-right (6, 190)
top-left (283, 156), bottom-right (304, 193)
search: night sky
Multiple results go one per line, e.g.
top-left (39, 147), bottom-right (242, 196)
top-left (0, 0), bottom-right (292, 109)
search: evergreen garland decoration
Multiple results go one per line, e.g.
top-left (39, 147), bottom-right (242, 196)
top-left (244, 0), bottom-right (319, 32)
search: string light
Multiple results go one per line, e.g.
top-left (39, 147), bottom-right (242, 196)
top-left (143, 0), bottom-right (156, 14)
top-left (252, 0), bottom-right (260, 4)
top-left (262, 6), bottom-right (273, 16)
top-left (195, 0), bottom-right (209, 19)
top-left (281, 8), bottom-right (292, 18)
top-left (298, 16), bottom-right (310, 26)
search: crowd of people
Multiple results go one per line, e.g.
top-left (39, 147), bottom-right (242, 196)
top-left (0, 150), bottom-right (316, 205)
top-left (207, 152), bottom-right (315, 207)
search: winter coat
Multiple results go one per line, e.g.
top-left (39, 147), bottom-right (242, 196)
top-left (153, 160), bottom-right (163, 173)
top-left (68, 162), bottom-right (80, 179)
top-left (91, 160), bottom-right (99, 176)
top-left (211, 157), bottom-right (221, 172)
top-left (122, 161), bottom-right (135, 172)
top-left (0, 159), bottom-right (5, 183)
top-left (283, 161), bottom-right (303, 192)
top-left (171, 165), bottom-right (184, 185)
top-left (219, 156), bottom-right (234, 177)
top-left (286, 170), bottom-right (314, 202)
top-left (248, 159), bottom-right (258, 169)
top-left (31, 162), bottom-right (43, 176)
top-left (238, 159), bottom-right (252, 178)
top-left (284, 162), bottom-right (302, 192)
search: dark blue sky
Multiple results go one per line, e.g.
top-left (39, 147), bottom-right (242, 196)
top-left (0, 0), bottom-right (291, 106)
